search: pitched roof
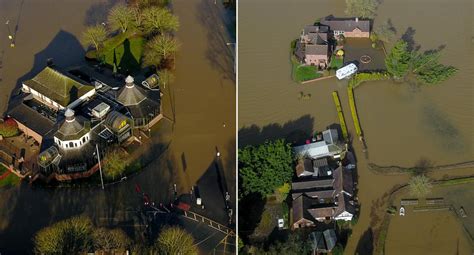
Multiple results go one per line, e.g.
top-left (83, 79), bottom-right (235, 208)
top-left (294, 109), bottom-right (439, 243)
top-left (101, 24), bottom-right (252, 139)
top-left (332, 166), bottom-right (355, 196)
top-left (292, 178), bottom-right (334, 190)
top-left (303, 25), bottom-right (329, 34)
top-left (307, 206), bottom-right (335, 220)
top-left (23, 66), bottom-right (94, 107)
top-left (334, 193), bottom-right (357, 216)
top-left (309, 229), bottom-right (337, 252)
top-left (305, 44), bottom-right (328, 56)
top-left (55, 109), bottom-right (90, 141)
top-left (7, 102), bottom-right (55, 137)
top-left (320, 17), bottom-right (370, 33)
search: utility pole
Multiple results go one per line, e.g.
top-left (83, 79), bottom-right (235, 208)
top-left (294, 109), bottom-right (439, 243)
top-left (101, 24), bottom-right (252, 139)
top-left (96, 143), bottom-right (105, 189)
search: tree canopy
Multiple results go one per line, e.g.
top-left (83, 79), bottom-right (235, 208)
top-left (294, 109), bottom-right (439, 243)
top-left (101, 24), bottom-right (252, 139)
top-left (408, 175), bottom-right (433, 197)
top-left (158, 69), bottom-right (175, 89)
top-left (385, 40), bottom-right (458, 84)
top-left (345, 0), bottom-right (379, 19)
top-left (155, 226), bottom-right (198, 255)
top-left (0, 118), bottom-right (19, 137)
top-left (81, 25), bottom-right (107, 53)
top-left (103, 148), bottom-right (129, 180)
top-left (33, 216), bottom-right (130, 255)
top-left (108, 3), bottom-right (134, 33)
top-left (143, 34), bottom-right (179, 68)
top-left (385, 40), bottom-right (411, 79)
top-left (142, 7), bottom-right (179, 35)
top-left (239, 139), bottom-right (294, 197)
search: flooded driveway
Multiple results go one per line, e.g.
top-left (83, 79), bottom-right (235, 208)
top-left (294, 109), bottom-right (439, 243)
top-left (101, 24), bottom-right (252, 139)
top-left (0, 0), bottom-right (235, 253)
top-left (239, 0), bottom-right (473, 253)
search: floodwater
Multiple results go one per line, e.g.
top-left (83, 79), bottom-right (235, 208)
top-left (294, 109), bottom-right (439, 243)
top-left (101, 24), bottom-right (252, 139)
top-left (385, 184), bottom-right (474, 255)
top-left (239, 0), bottom-right (473, 253)
top-left (0, 0), bottom-right (235, 253)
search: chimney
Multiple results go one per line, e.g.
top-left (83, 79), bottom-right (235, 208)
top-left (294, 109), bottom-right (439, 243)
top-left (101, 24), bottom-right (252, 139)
top-left (355, 17), bottom-right (359, 22)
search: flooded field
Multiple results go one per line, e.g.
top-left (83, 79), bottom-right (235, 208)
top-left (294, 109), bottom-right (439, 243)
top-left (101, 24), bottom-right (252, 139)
top-left (0, 0), bottom-right (235, 253)
top-left (239, 0), bottom-right (473, 253)
top-left (386, 183), bottom-right (474, 254)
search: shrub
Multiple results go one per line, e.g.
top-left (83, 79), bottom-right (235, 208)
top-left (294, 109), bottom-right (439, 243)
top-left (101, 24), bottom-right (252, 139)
top-left (409, 175), bottom-right (433, 197)
top-left (103, 148), bottom-right (129, 180)
top-left (0, 118), bottom-right (19, 137)
top-left (349, 72), bottom-right (391, 88)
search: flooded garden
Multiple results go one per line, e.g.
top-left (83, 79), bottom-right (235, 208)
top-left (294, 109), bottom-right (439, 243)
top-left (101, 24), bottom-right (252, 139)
top-left (239, 0), bottom-right (473, 253)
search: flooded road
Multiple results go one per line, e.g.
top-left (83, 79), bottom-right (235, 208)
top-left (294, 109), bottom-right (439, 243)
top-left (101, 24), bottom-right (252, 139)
top-left (239, 0), bottom-right (473, 253)
top-left (0, 0), bottom-right (235, 253)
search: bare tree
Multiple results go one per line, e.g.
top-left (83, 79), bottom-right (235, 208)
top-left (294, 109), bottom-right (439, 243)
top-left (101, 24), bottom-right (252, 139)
top-left (108, 3), bottom-right (134, 33)
top-left (158, 69), bottom-right (175, 89)
top-left (142, 6), bottom-right (179, 35)
top-left (82, 25), bottom-right (108, 54)
top-left (143, 35), bottom-right (179, 68)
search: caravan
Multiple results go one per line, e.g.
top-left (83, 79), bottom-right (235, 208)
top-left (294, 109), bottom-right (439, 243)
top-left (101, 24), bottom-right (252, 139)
top-left (336, 63), bottom-right (358, 80)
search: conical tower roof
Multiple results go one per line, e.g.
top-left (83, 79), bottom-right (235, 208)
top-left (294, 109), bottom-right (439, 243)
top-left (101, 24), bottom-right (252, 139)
top-left (55, 109), bottom-right (89, 141)
top-left (116, 76), bottom-right (146, 106)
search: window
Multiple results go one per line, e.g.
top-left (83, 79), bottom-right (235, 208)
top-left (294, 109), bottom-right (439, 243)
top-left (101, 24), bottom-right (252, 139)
top-left (69, 142), bottom-right (74, 148)
top-left (82, 137), bottom-right (86, 143)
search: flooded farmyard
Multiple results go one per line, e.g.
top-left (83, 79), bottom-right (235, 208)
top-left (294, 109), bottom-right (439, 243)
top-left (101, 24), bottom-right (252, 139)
top-left (239, 0), bottom-right (473, 253)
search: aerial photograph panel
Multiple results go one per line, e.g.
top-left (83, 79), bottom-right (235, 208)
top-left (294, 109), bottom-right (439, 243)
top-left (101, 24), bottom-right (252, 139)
top-left (238, 0), bottom-right (473, 254)
top-left (0, 0), bottom-right (236, 254)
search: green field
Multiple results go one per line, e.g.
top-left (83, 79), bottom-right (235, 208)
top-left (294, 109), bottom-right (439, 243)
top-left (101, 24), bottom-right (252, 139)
top-left (103, 37), bottom-right (144, 74)
top-left (0, 164), bottom-right (20, 188)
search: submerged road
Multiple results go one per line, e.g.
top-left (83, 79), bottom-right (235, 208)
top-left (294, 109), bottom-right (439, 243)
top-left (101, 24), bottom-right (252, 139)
top-left (0, 0), bottom-right (235, 254)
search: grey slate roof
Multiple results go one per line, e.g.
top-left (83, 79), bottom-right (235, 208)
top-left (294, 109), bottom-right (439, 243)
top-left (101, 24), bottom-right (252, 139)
top-left (320, 17), bottom-right (370, 33)
top-left (116, 82), bottom-right (147, 106)
top-left (292, 178), bottom-right (334, 190)
top-left (305, 44), bottom-right (328, 56)
top-left (7, 102), bottom-right (55, 137)
top-left (55, 110), bottom-right (90, 141)
top-left (333, 166), bottom-right (355, 196)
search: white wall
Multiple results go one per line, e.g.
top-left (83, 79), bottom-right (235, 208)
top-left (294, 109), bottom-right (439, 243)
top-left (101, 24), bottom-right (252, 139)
top-left (54, 132), bottom-right (91, 150)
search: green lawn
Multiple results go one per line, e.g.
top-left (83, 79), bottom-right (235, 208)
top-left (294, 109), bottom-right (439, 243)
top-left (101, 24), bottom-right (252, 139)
top-left (86, 32), bottom-right (145, 74)
top-left (103, 36), bottom-right (145, 74)
top-left (0, 164), bottom-right (20, 188)
top-left (329, 55), bottom-right (344, 69)
top-left (295, 65), bottom-right (321, 82)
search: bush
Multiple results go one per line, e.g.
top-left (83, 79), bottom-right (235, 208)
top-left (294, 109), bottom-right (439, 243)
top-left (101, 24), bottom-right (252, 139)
top-left (0, 118), bottom-right (19, 137)
top-left (156, 226), bottom-right (198, 255)
top-left (349, 72), bottom-right (391, 88)
top-left (103, 148), bottom-right (129, 180)
top-left (409, 175), bottom-right (433, 197)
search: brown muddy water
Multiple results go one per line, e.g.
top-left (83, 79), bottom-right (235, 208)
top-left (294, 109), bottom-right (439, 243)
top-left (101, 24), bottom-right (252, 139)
top-left (0, 0), bottom-right (235, 253)
top-left (386, 183), bottom-right (474, 255)
top-left (239, 0), bottom-right (473, 253)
